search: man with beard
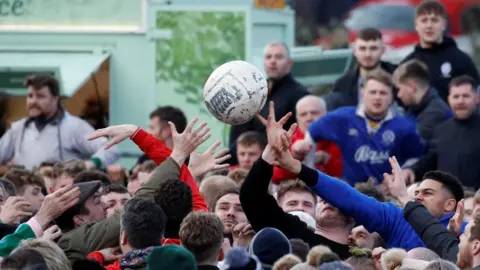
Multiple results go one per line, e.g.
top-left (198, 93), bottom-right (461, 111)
top-left (0, 74), bottom-right (120, 170)
top-left (401, 0), bottom-right (480, 103)
top-left (403, 75), bottom-right (480, 189)
top-left (324, 27), bottom-right (397, 111)
top-left (239, 110), bottom-right (353, 259)
top-left (211, 188), bottom-right (247, 242)
top-left (228, 41), bottom-right (309, 165)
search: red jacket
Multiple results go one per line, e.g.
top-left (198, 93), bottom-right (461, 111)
top-left (87, 252), bottom-right (121, 270)
top-left (272, 128), bottom-right (342, 184)
top-left (130, 128), bottom-right (208, 212)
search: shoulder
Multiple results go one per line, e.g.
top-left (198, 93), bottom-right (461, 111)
top-left (389, 116), bottom-right (417, 131)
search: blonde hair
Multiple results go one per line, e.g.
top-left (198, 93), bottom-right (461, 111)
top-left (17, 238), bottom-right (71, 270)
top-left (273, 254), bottom-right (302, 270)
top-left (381, 248), bottom-right (407, 270)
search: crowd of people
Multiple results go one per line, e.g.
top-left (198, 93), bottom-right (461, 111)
top-left (0, 0), bottom-right (480, 269)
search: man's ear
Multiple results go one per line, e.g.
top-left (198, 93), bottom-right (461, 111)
top-left (121, 231), bottom-right (128, 246)
top-left (73, 215), bottom-right (85, 228)
top-left (445, 198), bottom-right (457, 213)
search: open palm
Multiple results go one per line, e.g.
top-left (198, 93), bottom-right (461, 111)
top-left (189, 141), bottom-right (231, 179)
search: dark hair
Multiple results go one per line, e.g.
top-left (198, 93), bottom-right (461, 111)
top-left (72, 259), bottom-right (107, 270)
top-left (54, 203), bottom-right (90, 232)
top-left (0, 178), bottom-right (16, 196)
top-left (211, 187), bottom-right (240, 211)
top-left (355, 180), bottom-right (386, 202)
top-left (362, 70), bottom-right (394, 89)
top-left (289, 239), bottom-right (310, 262)
top-left (236, 131), bottom-right (267, 149)
top-left (75, 170), bottom-right (111, 186)
top-left (415, 0), bottom-right (447, 19)
top-left (449, 75), bottom-right (478, 91)
top-left (319, 252), bottom-right (341, 264)
top-left (179, 212), bottom-right (224, 263)
top-left (469, 213), bottom-right (480, 241)
top-left (121, 198), bottom-right (166, 249)
top-left (138, 160), bottom-right (157, 174)
top-left (53, 159), bottom-right (87, 179)
top-left (422, 171), bottom-right (464, 203)
top-left (276, 180), bottom-right (316, 205)
top-left (149, 106), bottom-right (187, 133)
top-left (24, 74), bottom-right (60, 97)
top-left (1, 248), bottom-right (48, 270)
top-left (154, 179), bottom-right (193, 235)
top-left (395, 60), bottom-right (430, 88)
top-left (102, 184), bottom-right (129, 195)
top-left (356, 28), bottom-right (382, 41)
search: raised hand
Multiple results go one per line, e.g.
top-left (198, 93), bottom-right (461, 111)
top-left (87, 124), bottom-right (138, 150)
top-left (188, 141), bottom-right (231, 179)
top-left (257, 101), bottom-right (293, 152)
top-left (383, 156), bottom-right (409, 206)
top-left (34, 185), bottom-right (80, 229)
top-left (0, 197), bottom-right (32, 225)
top-left (232, 222), bottom-right (255, 248)
top-left (40, 225), bottom-right (62, 241)
top-left (448, 199), bottom-right (464, 237)
top-left (169, 117), bottom-right (211, 166)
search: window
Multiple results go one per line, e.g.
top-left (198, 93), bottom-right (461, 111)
top-left (344, 4), bottom-right (416, 32)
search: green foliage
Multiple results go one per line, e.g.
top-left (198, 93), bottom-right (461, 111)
top-left (155, 11), bottom-right (245, 145)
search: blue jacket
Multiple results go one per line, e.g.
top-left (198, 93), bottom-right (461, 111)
top-left (308, 106), bottom-right (424, 185)
top-left (309, 169), bottom-right (467, 250)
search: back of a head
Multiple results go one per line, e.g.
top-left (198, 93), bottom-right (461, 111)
top-left (52, 159), bottom-right (87, 179)
top-left (346, 256), bottom-right (375, 270)
top-left (381, 248), bottom-right (407, 270)
top-left (154, 179), bottom-right (193, 235)
top-left (122, 198), bottom-right (167, 249)
top-left (273, 254), bottom-right (302, 270)
top-left (179, 211), bottom-right (224, 264)
top-left (75, 170), bottom-right (111, 185)
top-left (394, 60), bottom-right (429, 89)
top-left (424, 259), bottom-right (459, 270)
top-left (18, 238), bottom-right (71, 270)
top-left (249, 227), bottom-right (291, 268)
top-left (3, 169), bottom-right (44, 193)
top-left (199, 175), bottom-right (236, 209)
top-left (1, 247), bottom-right (48, 270)
top-left (318, 261), bottom-right (353, 270)
top-left (406, 247), bottom-right (439, 262)
top-left (289, 239), bottom-right (310, 262)
top-left (149, 106), bottom-right (187, 133)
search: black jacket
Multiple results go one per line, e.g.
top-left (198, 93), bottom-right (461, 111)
top-left (323, 61), bottom-right (397, 111)
top-left (402, 36), bottom-right (480, 102)
top-left (406, 88), bottom-right (452, 144)
top-left (239, 158), bottom-right (350, 259)
top-left (412, 113), bottom-right (480, 189)
top-left (228, 74), bottom-right (309, 164)
top-left (403, 201), bottom-right (458, 262)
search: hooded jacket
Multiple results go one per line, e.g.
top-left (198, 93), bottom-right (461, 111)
top-left (402, 36), bottom-right (480, 102)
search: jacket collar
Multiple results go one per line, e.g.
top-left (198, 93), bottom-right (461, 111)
top-left (269, 73), bottom-right (294, 95)
top-left (356, 104), bottom-right (394, 134)
top-left (409, 88), bottom-right (439, 116)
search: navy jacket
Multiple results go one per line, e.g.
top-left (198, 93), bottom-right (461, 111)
top-left (402, 36), bottom-right (480, 102)
top-left (296, 164), bottom-right (467, 251)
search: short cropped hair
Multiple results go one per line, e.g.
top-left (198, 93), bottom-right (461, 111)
top-left (53, 159), bottom-right (87, 179)
top-left (355, 180), bottom-right (386, 202)
top-left (276, 180), bottom-right (316, 205)
top-left (211, 187), bottom-right (240, 211)
top-left (422, 171), bottom-right (464, 203)
top-left (4, 169), bottom-right (44, 193)
top-left (395, 60), bottom-right (430, 89)
top-left (75, 170), bottom-right (111, 185)
top-left (102, 184), bottom-right (129, 196)
top-left (150, 106), bottom-right (187, 133)
top-left (24, 73), bottom-right (60, 97)
top-left (362, 70), bottom-right (394, 89)
top-left (415, 0), bottom-right (447, 19)
top-left (121, 198), bottom-right (167, 249)
top-left (179, 212), bottom-right (224, 263)
top-left (138, 160), bottom-right (157, 174)
top-left (357, 28), bottom-right (382, 41)
top-left (236, 131), bottom-right (266, 149)
top-left (449, 75), bottom-right (478, 91)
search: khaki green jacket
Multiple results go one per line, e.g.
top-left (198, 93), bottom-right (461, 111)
top-left (58, 157), bottom-right (181, 263)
